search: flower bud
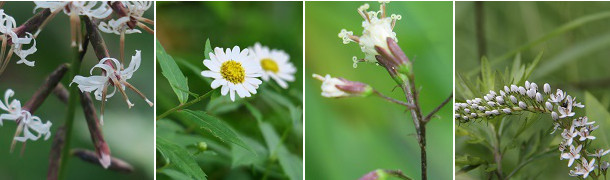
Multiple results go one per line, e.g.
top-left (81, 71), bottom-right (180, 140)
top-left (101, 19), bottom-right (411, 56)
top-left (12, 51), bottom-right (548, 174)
top-left (552, 111), bottom-right (559, 120)
top-left (535, 93), bottom-right (543, 102)
top-left (313, 74), bottom-right (373, 98)
top-left (504, 86), bottom-right (510, 93)
top-left (495, 96), bottom-right (504, 105)
top-left (519, 101), bottom-right (527, 109)
top-left (518, 86), bottom-right (526, 95)
top-left (525, 81), bottom-right (531, 89)
top-left (510, 95), bottom-right (517, 104)
top-left (511, 85), bottom-right (518, 92)
top-left (545, 102), bottom-right (553, 111)
top-left (503, 108), bottom-right (511, 114)
top-left (544, 83), bottom-right (551, 94)
top-left (359, 169), bottom-right (389, 180)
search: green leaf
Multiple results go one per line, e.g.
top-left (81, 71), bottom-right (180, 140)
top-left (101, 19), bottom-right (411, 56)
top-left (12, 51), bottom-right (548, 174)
top-left (156, 137), bottom-right (207, 180)
top-left (180, 110), bottom-right (252, 151)
top-left (231, 135), bottom-right (267, 168)
top-left (518, 51), bottom-right (543, 85)
top-left (259, 122), bottom-right (302, 180)
top-left (157, 40), bottom-right (189, 104)
top-left (585, 92), bottom-right (610, 147)
top-left (204, 38), bottom-right (212, 60)
top-left (455, 154), bottom-right (485, 166)
top-left (244, 102), bottom-right (262, 123)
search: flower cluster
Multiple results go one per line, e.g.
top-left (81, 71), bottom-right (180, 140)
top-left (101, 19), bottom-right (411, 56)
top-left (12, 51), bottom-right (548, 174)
top-left (338, 1), bottom-right (402, 67)
top-left (0, 89), bottom-right (52, 146)
top-left (455, 81), bottom-right (608, 178)
top-left (201, 43), bottom-right (296, 102)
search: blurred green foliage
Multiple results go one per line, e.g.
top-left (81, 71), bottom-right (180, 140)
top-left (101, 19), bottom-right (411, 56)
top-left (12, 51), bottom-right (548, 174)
top-left (0, 2), bottom-right (154, 180)
top-left (156, 1), bottom-right (302, 180)
top-left (305, 1), bottom-right (453, 180)
top-left (456, 2), bottom-right (610, 179)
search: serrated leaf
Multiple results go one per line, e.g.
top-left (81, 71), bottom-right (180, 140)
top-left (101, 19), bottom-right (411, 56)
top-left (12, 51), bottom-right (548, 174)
top-left (157, 40), bottom-right (189, 104)
top-left (157, 137), bottom-right (207, 180)
top-left (180, 110), bottom-right (252, 152)
top-left (259, 122), bottom-right (302, 180)
top-left (204, 38), bottom-right (212, 60)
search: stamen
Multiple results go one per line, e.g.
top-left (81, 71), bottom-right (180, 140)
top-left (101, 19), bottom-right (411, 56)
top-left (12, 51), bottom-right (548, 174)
top-left (0, 36), bottom-right (7, 68)
top-left (35, 8), bottom-right (62, 38)
top-left (100, 82), bottom-right (109, 125)
top-left (348, 34), bottom-right (360, 43)
top-left (69, 11), bottom-right (78, 48)
top-left (0, 46), bottom-right (14, 75)
top-left (120, 30), bottom-right (125, 68)
top-left (10, 123), bottom-right (24, 153)
top-left (111, 78), bottom-right (134, 109)
top-left (380, 3), bottom-right (386, 18)
top-left (135, 16), bottom-right (154, 25)
top-left (136, 22), bottom-right (154, 34)
top-left (123, 81), bottom-right (153, 107)
top-left (76, 17), bottom-right (83, 52)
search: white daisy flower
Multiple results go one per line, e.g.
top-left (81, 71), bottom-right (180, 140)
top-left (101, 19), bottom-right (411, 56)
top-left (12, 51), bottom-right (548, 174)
top-left (338, 2), bottom-right (401, 64)
top-left (0, 89), bottom-right (52, 145)
top-left (71, 50), bottom-right (153, 124)
top-left (249, 43), bottom-right (296, 89)
top-left (201, 46), bottom-right (263, 102)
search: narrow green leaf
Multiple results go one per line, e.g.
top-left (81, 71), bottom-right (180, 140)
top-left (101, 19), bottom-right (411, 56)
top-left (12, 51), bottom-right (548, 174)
top-left (480, 56), bottom-right (494, 91)
top-left (585, 92), bottom-right (610, 147)
top-left (231, 135), bottom-right (267, 168)
top-left (519, 51), bottom-right (543, 85)
top-left (180, 110), bottom-right (252, 152)
top-left (244, 102), bottom-right (263, 123)
top-left (259, 122), bottom-right (302, 180)
top-left (204, 38), bottom-right (212, 60)
top-left (156, 137), bottom-right (207, 180)
top-left (157, 40), bottom-right (189, 104)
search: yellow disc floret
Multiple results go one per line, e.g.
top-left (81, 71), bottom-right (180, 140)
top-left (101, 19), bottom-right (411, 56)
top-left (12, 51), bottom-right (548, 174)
top-left (220, 60), bottom-right (245, 84)
top-left (260, 58), bottom-right (279, 73)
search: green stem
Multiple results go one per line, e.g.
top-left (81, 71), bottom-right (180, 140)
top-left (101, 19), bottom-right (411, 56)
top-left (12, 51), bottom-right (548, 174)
top-left (58, 37), bottom-right (83, 180)
top-left (156, 89), bottom-right (216, 120)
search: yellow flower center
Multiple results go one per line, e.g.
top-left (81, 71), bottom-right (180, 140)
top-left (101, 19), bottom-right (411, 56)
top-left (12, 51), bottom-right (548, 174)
top-left (220, 60), bottom-right (245, 84)
top-left (260, 58), bottom-right (279, 73)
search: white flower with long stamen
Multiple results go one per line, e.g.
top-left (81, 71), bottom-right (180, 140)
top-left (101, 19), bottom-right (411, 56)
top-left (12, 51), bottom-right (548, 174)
top-left (34, 1), bottom-right (112, 50)
top-left (249, 43), bottom-right (296, 89)
top-left (561, 144), bottom-right (582, 167)
top-left (0, 89), bottom-right (52, 147)
top-left (201, 46), bottom-right (263, 102)
top-left (0, 10), bottom-right (38, 68)
top-left (98, 1), bottom-right (153, 35)
top-left (338, 2), bottom-right (401, 64)
top-left (71, 50), bottom-right (153, 124)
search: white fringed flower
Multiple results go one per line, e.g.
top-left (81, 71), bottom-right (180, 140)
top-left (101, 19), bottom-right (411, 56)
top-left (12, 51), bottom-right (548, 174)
top-left (33, 1), bottom-right (112, 19)
top-left (98, 1), bottom-right (153, 35)
top-left (0, 89), bottom-right (52, 144)
top-left (0, 10), bottom-right (38, 67)
top-left (71, 50), bottom-right (153, 124)
top-left (201, 46), bottom-right (263, 102)
top-left (249, 43), bottom-right (296, 89)
top-left (338, 2), bottom-right (401, 64)
top-left (312, 74), bottom-right (349, 98)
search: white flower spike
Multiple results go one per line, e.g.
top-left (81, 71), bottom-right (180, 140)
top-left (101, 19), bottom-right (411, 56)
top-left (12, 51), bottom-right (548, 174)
top-left (201, 46), bottom-right (263, 102)
top-left (71, 50), bottom-right (153, 124)
top-left (249, 43), bottom-right (296, 89)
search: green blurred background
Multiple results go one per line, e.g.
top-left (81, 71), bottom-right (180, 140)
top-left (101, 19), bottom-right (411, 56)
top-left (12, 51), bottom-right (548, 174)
top-left (0, 2), bottom-right (154, 179)
top-left (156, 1), bottom-right (303, 179)
top-left (305, 2), bottom-right (453, 180)
top-left (456, 2), bottom-right (610, 179)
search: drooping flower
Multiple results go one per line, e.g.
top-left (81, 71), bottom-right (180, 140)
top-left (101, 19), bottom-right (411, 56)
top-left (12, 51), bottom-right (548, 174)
top-left (338, 2), bottom-right (402, 65)
top-left (312, 74), bottom-right (372, 98)
top-left (99, 1), bottom-right (153, 35)
top-left (0, 10), bottom-right (38, 71)
top-left (71, 50), bottom-right (153, 124)
top-left (249, 43), bottom-right (296, 89)
top-left (0, 89), bottom-right (52, 149)
top-left (201, 46), bottom-right (263, 102)
top-left (33, 1), bottom-right (112, 50)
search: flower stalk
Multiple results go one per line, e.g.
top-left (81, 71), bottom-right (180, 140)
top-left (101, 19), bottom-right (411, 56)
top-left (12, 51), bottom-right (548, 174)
top-left (156, 89), bottom-right (216, 120)
top-left (71, 148), bottom-right (133, 173)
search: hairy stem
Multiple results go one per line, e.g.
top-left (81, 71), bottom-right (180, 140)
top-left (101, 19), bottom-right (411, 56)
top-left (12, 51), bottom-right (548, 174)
top-left (156, 89), bottom-right (216, 120)
top-left (400, 78), bottom-right (427, 180)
